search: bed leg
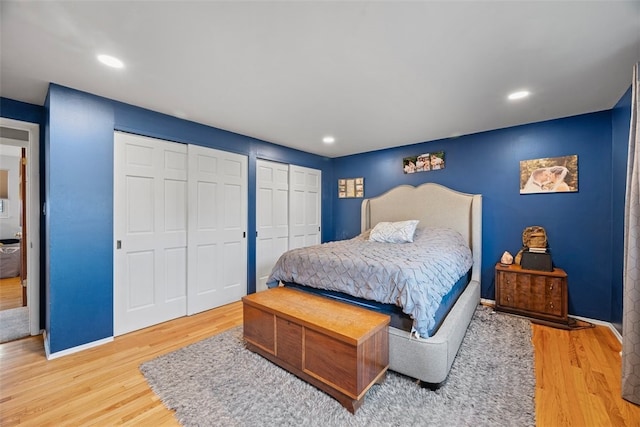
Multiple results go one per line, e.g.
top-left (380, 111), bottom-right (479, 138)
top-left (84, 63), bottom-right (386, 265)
top-left (419, 381), bottom-right (441, 391)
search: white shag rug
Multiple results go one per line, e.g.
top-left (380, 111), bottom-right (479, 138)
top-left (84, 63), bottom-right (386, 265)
top-left (141, 306), bottom-right (535, 427)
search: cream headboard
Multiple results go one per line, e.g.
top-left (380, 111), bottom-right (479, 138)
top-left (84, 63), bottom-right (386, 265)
top-left (361, 183), bottom-right (482, 285)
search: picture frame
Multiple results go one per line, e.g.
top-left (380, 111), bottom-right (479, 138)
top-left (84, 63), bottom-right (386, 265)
top-left (338, 177), bottom-right (364, 198)
top-left (520, 155), bottom-right (578, 194)
top-left (403, 151), bottom-right (445, 174)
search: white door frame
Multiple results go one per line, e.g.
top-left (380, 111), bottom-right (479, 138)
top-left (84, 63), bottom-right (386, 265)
top-left (0, 117), bottom-right (40, 336)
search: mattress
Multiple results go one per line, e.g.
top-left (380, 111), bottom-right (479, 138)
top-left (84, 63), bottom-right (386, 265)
top-left (284, 270), bottom-right (470, 337)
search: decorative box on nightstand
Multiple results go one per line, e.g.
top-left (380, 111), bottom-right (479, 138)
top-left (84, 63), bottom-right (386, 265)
top-left (495, 263), bottom-right (569, 327)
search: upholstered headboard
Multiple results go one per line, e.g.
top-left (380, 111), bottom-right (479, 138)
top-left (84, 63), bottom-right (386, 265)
top-left (361, 183), bottom-right (482, 285)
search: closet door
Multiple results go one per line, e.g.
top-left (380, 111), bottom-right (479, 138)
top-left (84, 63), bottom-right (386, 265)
top-left (187, 145), bottom-right (247, 315)
top-left (289, 165), bottom-right (321, 250)
top-left (114, 132), bottom-right (188, 336)
top-left (256, 160), bottom-right (289, 292)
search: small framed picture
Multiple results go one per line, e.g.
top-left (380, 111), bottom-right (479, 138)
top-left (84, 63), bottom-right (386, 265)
top-left (403, 151), bottom-right (445, 174)
top-left (338, 177), bottom-right (364, 198)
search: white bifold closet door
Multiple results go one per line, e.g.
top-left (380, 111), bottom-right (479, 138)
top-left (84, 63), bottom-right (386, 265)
top-left (114, 133), bottom-right (189, 336)
top-left (187, 145), bottom-right (247, 315)
top-left (255, 161), bottom-right (321, 292)
top-left (114, 132), bottom-right (247, 335)
top-left (256, 160), bottom-right (290, 292)
top-left (289, 165), bottom-right (321, 250)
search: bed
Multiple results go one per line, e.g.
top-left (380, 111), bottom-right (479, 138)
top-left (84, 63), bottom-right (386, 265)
top-left (267, 183), bottom-right (482, 385)
top-left (0, 239), bottom-right (21, 279)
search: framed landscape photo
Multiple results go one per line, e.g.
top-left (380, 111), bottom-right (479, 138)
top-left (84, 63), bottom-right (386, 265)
top-left (520, 155), bottom-right (578, 194)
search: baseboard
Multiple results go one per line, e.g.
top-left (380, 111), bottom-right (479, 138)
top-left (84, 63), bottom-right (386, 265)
top-left (480, 298), bottom-right (495, 307)
top-left (570, 314), bottom-right (622, 343)
top-left (479, 298), bottom-right (622, 343)
top-left (44, 331), bottom-right (113, 360)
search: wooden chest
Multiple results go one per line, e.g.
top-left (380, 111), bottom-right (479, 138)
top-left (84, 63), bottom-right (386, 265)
top-left (242, 287), bottom-right (389, 414)
top-left (495, 263), bottom-right (568, 325)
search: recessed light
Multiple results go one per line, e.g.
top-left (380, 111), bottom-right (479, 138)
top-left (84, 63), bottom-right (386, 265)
top-left (322, 136), bottom-right (335, 144)
top-left (97, 54), bottom-right (124, 69)
top-left (508, 90), bottom-right (530, 100)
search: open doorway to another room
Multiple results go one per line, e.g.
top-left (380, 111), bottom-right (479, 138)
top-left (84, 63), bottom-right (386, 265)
top-left (0, 118), bottom-right (40, 343)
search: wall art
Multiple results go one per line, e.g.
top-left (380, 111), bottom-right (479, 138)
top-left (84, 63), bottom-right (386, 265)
top-left (338, 177), bottom-right (364, 198)
top-left (402, 151), bottom-right (445, 174)
top-left (520, 155), bottom-right (578, 194)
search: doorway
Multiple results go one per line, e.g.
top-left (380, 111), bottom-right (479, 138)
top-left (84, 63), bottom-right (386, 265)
top-left (0, 118), bottom-right (40, 342)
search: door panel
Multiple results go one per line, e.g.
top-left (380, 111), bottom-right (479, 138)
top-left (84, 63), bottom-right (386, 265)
top-left (164, 180), bottom-right (187, 231)
top-left (187, 145), bottom-right (247, 314)
top-left (165, 247), bottom-right (187, 301)
top-left (256, 160), bottom-right (290, 292)
top-left (114, 132), bottom-right (188, 336)
top-left (289, 165), bottom-right (321, 250)
top-left (195, 244), bottom-right (217, 293)
top-left (223, 240), bottom-right (244, 293)
top-left (196, 181), bottom-right (217, 229)
top-left (127, 251), bottom-right (154, 309)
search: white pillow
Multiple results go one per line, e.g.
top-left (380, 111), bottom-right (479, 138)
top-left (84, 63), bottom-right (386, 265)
top-left (369, 220), bottom-right (419, 243)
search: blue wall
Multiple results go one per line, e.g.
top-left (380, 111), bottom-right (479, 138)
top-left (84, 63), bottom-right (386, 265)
top-left (0, 97), bottom-right (44, 124)
top-left (333, 111), bottom-right (617, 321)
top-left (46, 86), bottom-right (116, 352)
top-left (611, 86), bottom-right (633, 331)
top-left (42, 84), bottom-right (333, 353)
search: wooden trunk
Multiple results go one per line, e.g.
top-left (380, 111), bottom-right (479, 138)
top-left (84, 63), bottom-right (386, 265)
top-left (242, 287), bottom-right (389, 414)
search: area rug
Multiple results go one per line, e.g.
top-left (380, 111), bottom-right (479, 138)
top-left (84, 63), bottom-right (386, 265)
top-left (141, 306), bottom-right (535, 426)
top-left (0, 306), bottom-right (29, 343)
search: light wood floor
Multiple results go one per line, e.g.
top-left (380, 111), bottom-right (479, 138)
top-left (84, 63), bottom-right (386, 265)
top-left (1, 301), bottom-right (639, 426)
top-left (0, 277), bottom-right (23, 311)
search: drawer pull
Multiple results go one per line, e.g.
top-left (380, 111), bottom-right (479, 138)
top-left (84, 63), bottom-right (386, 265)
top-left (549, 284), bottom-right (554, 290)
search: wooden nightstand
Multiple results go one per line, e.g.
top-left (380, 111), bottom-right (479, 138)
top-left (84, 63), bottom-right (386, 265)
top-left (495, 263), bottom-right (569, 326)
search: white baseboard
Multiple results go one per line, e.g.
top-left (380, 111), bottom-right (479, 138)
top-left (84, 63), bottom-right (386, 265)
top-left (44, 330), bottom-right (113, 360)
top-left (479, 298), bottom-right (622, 343)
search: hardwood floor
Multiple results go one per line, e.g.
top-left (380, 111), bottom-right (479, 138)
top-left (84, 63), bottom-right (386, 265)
top-left (1, 301), bottom-right (638, 426)
top-left (0, 277), bottom-right (23, 311)
top-left (0, 301), bottom-right (243, 426)
top-left (533, 321), bottom-right (640, 426)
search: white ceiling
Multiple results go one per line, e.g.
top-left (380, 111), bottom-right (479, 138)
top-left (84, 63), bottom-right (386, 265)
top-left (1, 1), bottom-right (639, 158)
